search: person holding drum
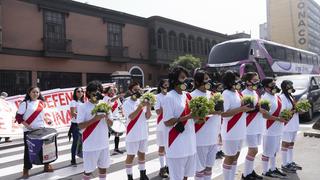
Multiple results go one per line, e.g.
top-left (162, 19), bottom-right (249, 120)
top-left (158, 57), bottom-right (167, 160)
top-left (123, 81), bottom-right (151, 180)
top-left (69, 87), bottom-right (84, 166)
top-left (155, 79), bottom-right (169, 178)
top-left (103, 86), bottom-right (126, 155)
top-left (15, 86), bottom-right (54, 178)
top-left (77, 81), bottom-right (113, 180)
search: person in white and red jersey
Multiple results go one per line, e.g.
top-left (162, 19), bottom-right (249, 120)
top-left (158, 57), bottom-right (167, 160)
top-left (155, 79), bottom-right (170, 178)
top-left (69, 87), bottom-right (84, 166)
top-left (15, 86), bottom-right (54, 179)
top-left (123, 81), bottom-right (151, 180)
top-left (77, 81), bottom-right (113, 180)
top-left (259, 78), bottom-right (287, 179)
top-left (162, 66), bottom-right (196, 180)
top-left (191, 70), bottom-right (222, 180)
top-left (280, 80), bottom-right (302, 173)
top-left (103, 86), bottom-right (125, 154)
top-left (241, 72), bottom-right (263, 180)
top-left (220, 71), bottom-right (253, 180)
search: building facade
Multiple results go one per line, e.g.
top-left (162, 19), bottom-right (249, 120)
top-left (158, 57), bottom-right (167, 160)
top-left (267, 0), bottom-right (320, 54)
top-left (0, 0), bottom-right (242, 95)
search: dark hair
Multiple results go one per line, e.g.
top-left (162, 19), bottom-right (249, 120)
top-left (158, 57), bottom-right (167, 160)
top-left (168, 66), bottom-right (189, 90)
top-left (193, 69), bottom-right (208, 89)
top-left (73, 87), bottom-right (84, 103)
top-left (222, 70), bottom-right (236, 90)
top-left (281, 80), bottom-right (295, 107)
top-left (157, 79), bottom-right (168, 94)
top-left (85, 80), bottom-right (103, 97)
top-left (261, 77), bottom-right (274, 88)
top-left (128, 81), bottom-right (140, 91)
top-left (23, 86), bottom-right (45, 102)
top-left (242, 72), bottom-right (258, 82)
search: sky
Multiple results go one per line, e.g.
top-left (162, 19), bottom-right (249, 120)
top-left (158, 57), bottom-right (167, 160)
top-left (74, 0), bottom-right (320, 38)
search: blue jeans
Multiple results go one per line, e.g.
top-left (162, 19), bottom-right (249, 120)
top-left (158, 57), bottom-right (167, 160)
top-left (70, 122), bottom-right (80, 162)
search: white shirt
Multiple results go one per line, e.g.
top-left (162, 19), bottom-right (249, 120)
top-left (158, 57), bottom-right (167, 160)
top-left (122, 98), bottom-right (148, 142)
top-left (155, 93), bottom-right (167, 132)
top-left (77, 101), bottom-right (112, 152)
top-left (69, 100), bottom-right (83, 123)
top-left (103, 95), bottom-right (122, 119)
top-left (261, 93), bottom-right (284, 136)
top-left (280, 94), bottom-right (299, 132)
top-left (163, 90), bottom-right (196, 158)
top-left (221, 90), bottom-right (246, 140)
top-left (191, 89), bottom-right (221, 146)
top-left (17, 100), bottom-right (47, 132)
top-left (242, 89), bottom-right (264, 135)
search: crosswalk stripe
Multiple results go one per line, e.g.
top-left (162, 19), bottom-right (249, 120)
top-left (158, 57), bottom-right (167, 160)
top-left (0, 127), bottom-right (158, 177)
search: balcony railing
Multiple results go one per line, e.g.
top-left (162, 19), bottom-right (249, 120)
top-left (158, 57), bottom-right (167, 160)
top-left (43, 37), bottom-right (73, 58)
top-left (106, 46), bottom-right (129, 57)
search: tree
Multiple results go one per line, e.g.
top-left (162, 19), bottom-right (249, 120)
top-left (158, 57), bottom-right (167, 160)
top-left (170, 54), bottom-right (202, 74)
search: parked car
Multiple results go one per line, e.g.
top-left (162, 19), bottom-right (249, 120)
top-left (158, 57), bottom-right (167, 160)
top-left (276, 74), bottom-right (320, 122)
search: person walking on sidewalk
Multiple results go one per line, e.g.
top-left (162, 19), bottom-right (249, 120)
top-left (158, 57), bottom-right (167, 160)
top-left (69, 87), bottom-right (84, 166)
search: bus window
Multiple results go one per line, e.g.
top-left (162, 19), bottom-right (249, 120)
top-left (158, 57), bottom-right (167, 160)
top-left (301, 53), bottom-right (307, 64)
top-left (286, 49), bottom-right (294, 62)
top-left (307, 55), bottom-right (313, 64)
top-left (294, 51), bottom-right (300, 63)
top-left (275, 46), bottom-right (286, 60)
top-left (208, 41), bottom-right (250, 64)
top-left (313, 55), bottom-right (318, 65)
top-left (264, 43), bottom-right (276, 59)
top-left (244, 63), bottom-right (257, 73)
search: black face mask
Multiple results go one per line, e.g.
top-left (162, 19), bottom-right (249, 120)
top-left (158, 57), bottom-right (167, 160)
top-left (269, 85), bottom-right (281, 94)
top-left (132, 91), bottom-right (142, 99)
top-left (234, 80), bottom-right (244, 90)
top-left (178, 79), bottom-right (193, 91)
top-left (94, 92), bottom-right (104, 101)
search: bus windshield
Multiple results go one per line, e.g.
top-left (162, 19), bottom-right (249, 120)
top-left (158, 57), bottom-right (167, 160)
top-left (208, 40), bottom-right (251, 64)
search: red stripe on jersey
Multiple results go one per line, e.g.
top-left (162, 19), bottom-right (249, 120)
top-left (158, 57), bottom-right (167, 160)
top-left (168, 94), bottom-right (191, 147)
top-left (157, 113), bottom-right (163, 124)
top-left (25, 101), bottom-right (44, 125)
top-left (226, 91), bottom-right (243, 132)
top-left (195, 116), bottom-right (210, 133)
top-left (111, 100), bottom-right (118, 112)
top-left (126, 109), bottom-right (144, 135)
top-left (82, 120), bottom-right (100, 142)
top-left (266, 96), bottom-right (282, 129)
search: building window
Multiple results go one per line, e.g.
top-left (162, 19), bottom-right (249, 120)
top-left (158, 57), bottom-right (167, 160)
top-left (44, 10), bottom-right (65, 40)
top-left (168, 31), bottom-right (178, 51)
top-left (37, 72), bottom-right (81, 91)
top-left (157, 28), bottom-right (167, 49)
top-left (108, 23), bottom-right (122, 47)
top-left (196, 37), bottom-right (203, 54)
top-left (43, 10), bottom-right (69, 51)
top-left (0, 70), bottom-right (31, 96)
top-left (179, 33), bottom-right (187, 53)
top-left (188, 35), bottom-right (195, 53)
top-left (204, 39), bottom-right (211, 55)
top-left (129, 66), bottom-right (144, 87)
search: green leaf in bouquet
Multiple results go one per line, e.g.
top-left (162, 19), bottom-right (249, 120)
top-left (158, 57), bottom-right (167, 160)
top-left (259, 99), bottom-right (271, 111)
top-left (280, 109), bottom-right (293, 120)
top-left (189, 96), bottom-right (212, 120)
top-left (211, 93), bottom-right (224, 103)
top-left (295, 100), bottom-right (311, 113)
top-left (91, 102), bottom-right (112, 115)
top-left (140, 92), bottom-right (156, 106)
top-left (242, 95), bottom-right (255, 108)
